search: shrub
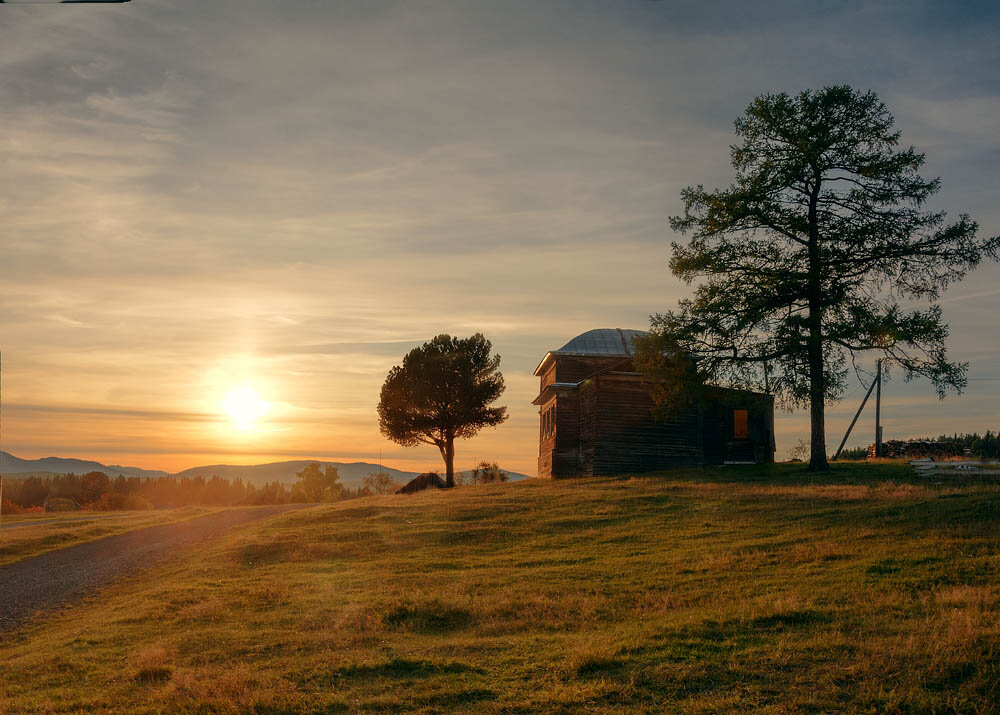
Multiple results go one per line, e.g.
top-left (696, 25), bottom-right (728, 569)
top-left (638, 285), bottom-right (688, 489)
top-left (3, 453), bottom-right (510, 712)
top-left (467, 461), bottom-right (508, 485)
top-left (43, 497), bottom-right (79, 512)
top-left (1, 498), bottom-right (22, 515)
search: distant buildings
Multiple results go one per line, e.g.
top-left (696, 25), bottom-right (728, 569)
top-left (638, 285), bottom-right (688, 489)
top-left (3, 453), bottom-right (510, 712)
top-left (533, 329), bottom-right (774, 478)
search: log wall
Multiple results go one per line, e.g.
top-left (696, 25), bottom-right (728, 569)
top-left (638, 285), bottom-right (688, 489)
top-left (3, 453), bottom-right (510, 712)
top-left (539, 355), bottom-right (629, 387)
top-left (551, 391), bottom-right (582, 477)
top-left (590, 374), bottom-right (703, 475)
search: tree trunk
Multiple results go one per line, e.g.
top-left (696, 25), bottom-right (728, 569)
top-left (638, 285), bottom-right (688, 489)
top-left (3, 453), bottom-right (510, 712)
top-left (806, 272), bottom-right (829, 471)
top-left (806, 174), bottom-right (830, 472)
top-left (808, 345), bottom-right (829, 471)
top-left (443, 435), bottom-right (456, 488)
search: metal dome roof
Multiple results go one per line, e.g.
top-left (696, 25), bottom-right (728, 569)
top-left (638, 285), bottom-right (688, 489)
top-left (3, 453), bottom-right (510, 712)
top-left (555, 328), bottom-right (648, 356)
top-left (533, 328), bottom-right (649, 377)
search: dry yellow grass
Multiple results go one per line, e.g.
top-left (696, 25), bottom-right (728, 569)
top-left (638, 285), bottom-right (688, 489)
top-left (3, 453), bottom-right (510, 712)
top-left (1, 462), bottom-right (998, 713)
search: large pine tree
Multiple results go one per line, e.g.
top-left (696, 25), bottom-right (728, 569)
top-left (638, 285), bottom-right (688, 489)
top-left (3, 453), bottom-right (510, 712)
top-left (649, 86), bottom-right (998, 471)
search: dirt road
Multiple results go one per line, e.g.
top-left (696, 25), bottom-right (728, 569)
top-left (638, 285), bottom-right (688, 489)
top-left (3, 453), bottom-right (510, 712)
top-left (0, 512), bottom-right (132, 530)
top-left (0, 505), bottom-right (308, 634)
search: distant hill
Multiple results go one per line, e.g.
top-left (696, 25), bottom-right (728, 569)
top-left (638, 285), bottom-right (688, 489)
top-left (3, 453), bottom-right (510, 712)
top-left (0, 451), bottom-right (169, 479)
top-left (170, 461), bottom-right (418, 488)
top-left (0, 451), bottom-right (532, 486)
top-left (172, 461), bottom-right (532, 487)
top-left (0, 471), bottom-right (69, 480)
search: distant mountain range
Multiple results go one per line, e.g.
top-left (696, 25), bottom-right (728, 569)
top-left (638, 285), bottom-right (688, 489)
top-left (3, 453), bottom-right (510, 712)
top-left (0, 451), bottom-right (531, 487)
top-left (0, 451), bottom-right (169, 479)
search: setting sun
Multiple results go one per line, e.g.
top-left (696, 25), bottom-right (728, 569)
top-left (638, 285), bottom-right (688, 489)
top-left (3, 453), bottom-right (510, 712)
top-left (222, 385), bottom-right (269, 430)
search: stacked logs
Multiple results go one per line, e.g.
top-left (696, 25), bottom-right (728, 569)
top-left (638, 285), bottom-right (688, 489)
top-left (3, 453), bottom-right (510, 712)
top-left (866, 440), bottom-right (967, 459)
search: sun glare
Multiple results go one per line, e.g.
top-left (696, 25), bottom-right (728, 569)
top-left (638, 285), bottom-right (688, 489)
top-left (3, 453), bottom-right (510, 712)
top-left (222, 385), bottom-right (269, 430)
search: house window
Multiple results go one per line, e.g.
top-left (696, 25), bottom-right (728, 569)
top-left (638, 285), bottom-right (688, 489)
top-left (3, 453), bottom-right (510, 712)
top-left (733, 409), bottom-right (749, 440)
top-left (542, 405), bottom-right (556, 439)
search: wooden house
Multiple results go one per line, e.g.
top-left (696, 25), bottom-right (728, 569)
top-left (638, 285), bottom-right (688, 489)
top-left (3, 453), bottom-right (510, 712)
top-left (533, 328), bottom-right (775, 478)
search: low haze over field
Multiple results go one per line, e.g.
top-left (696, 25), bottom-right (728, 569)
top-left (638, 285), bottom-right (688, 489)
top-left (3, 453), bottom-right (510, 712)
top-left (1, 1), bottom-right (998, 474)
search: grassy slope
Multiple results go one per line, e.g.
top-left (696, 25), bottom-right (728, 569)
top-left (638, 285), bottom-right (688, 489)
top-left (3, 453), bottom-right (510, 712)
top-left (1, 463), bottom-right (998, 713)
top-left (0, 508), bottom-right (222, 567)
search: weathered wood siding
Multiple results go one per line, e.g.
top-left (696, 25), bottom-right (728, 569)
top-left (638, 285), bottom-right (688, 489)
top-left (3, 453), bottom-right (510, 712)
top-left (701, 400), bottom-right (729, 465)
top-left (552, 355), bottom-right (628, 385)
top-left (538, 362), bottom-right (557, 391)
top-left (578, 379), bottom-right (598, 476)
top-left (536, 391), bottom-right (555, 478)
top-left (537, 388), bottom-right (586, 478)
top-left (551, 392), bottom-right (582, 477)
top-left (590, 373), bottom-right (703, 475)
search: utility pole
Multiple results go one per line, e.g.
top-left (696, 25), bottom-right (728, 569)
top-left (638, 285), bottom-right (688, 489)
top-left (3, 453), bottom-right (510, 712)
top-left (833, 358), bottom-right (887, 461)
top-left (833, 369), bottom-right (879, 460)
top-left (874, 359), bottom-right (882, 458)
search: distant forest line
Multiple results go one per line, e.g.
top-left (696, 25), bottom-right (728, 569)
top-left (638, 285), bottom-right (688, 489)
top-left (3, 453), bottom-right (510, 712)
top-left (0, 470), bottom-right (370, 513)
top-left (1, 461), bottom-right (511, 513)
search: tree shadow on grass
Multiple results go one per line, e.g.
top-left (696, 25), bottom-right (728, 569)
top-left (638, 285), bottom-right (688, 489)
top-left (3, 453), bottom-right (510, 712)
top-left (238, 541), bottom-right (289, 566)
top-left (749, 609), bottom-right (834, 631)
top-left (408, 688), bottom-right (497, 707)
top-left (625, 610), bottom-right (836, 664)
top-left (383, 601), bottom-right (475, 633)
top-left (576, 656), bottom-right (628, 679)
top-left (336, 658), bottom-right (484, 679)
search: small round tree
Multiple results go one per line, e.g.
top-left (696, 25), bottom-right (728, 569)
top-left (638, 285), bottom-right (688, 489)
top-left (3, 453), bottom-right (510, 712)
top-left (377, 334), bottom-right (508, 487)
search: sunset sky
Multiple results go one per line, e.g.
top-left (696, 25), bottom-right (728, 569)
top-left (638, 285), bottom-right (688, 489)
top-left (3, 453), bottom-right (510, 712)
top-left (1, 1), bottom-right (998, 475)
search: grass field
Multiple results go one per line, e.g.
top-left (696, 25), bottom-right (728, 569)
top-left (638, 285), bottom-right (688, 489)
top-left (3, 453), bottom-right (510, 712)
top-left (0, 508), bottom-right (221, 567)
top-left (1, 462), bottom-right (998, 713)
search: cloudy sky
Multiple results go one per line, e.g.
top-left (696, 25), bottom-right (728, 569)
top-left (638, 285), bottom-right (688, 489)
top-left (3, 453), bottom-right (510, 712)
top-left (1, 0), bottom-right (998, 475)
